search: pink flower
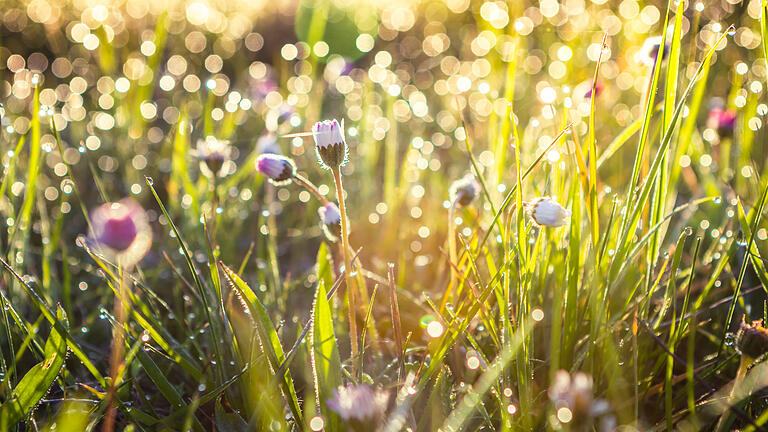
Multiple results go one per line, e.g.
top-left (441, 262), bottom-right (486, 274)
top-left (89, 199), bottom-right (152, 267)
top-left (708, 107), bottom-right (737, 137)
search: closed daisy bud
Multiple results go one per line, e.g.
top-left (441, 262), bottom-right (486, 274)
top-left (313, 119), bottom-right (347, 169)
top-left (196, 136), bottom-right (231, 178)
top-left (256, 154), bottom-right (296, 185)
top-left (327, 384), bottom-right (389, 432)
top-left (736, 318), bottom-right (768, 360)
top-left (529, 197), bottom-right (571, 227)
top-left (449, 174), bottom-right (481, 207)
top-left (318, 202), bottom-right (342, 242)
top-left (90, 199), bottom-right (152, 267)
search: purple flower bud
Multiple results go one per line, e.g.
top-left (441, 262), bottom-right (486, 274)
top-left (313, 119), bottom-right (347, 169)
top-left (708, 107), bottom-right (737, 137)
top-left (256, 154), bottom-right (296, 185)
top-left (89, 199), bottom-right (152, 266)
top-left (318, 202), bottom-right (342, 242)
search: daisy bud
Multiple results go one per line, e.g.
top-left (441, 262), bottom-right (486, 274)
top-left (736, 318), bottom-right (768, 360)
top-left (196, 136), bottom-right (231, 178)
top-left (90, 199), bottom-right (152, 267)
top-left (529, 197), bottom-right (571, 227)
top-left (256, 154), bottom-right (296, 186)
top-left (327, 384), bottom-right (389, 432)
top-left (318, 202), bottom-right (342, 242)
top-left (313, 119), bottom-right (347, 169)
top-left (707, 107), bottom-right (737, 138)
top-left (449, 174), bottom-right (481, 207)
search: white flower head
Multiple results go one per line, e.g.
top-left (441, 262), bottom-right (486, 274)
top-left (313, 119), bottom-right (348, 169)
top-left (635, 35), bottom-right (667, 67)
top-left (318, 202), bottom-right (342, 242)
top-left (196, 136), bottom-right (232, 178)
top-left (529, 197), bottom-right (571, 227)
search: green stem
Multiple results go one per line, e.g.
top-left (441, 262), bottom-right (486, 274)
top-left (103, 265), bottom-right (130, 432)
top-left (448, 200), bottom-right (458, 299)
top-left (331, 168), bottom-right (358, 360)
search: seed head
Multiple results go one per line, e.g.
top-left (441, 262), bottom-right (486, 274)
top-left (449, 174), bottom-right (480, 207)
top-left (528, 197), bottom-right (571, 227)
top-left (736, 318), bottom-right (768, 360)
top-left (318, 202), bottom-right (342, 242)
top-left (313, 119), bottom-right (347, 169)
top-left (256, 154), bottom-right (296, 185)
top-left (89, 199), bottom-right (152, 267)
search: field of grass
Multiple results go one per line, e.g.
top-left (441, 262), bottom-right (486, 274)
top-left (1, 0), bottom-right (768, 430)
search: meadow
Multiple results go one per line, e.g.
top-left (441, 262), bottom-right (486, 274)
top-left (0, 0), bottom-right (767, 430)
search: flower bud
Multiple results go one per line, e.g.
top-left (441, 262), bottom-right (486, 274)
top-left (318, 202), bottom-right (342, 242)
top-left (529, 197), bottom-right (571, 227)
top-left (89, 199), bottom-right (152, 267)
top-left (736, 318), bottom-right (768, 360)
top-left (196, 136), bottom-right (231, 178)
top-left (449, 174), bottom-right (481, 207)
top-left (707, 107), bottom-right (737, 138)
top-left (256, 154), bottom-right (296, 185)
top-left (313, 119), bottom-right (347, 169)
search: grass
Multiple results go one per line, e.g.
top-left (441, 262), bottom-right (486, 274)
top-left (0, 0), bottom-right (767, 430)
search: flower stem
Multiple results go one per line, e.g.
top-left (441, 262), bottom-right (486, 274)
top-left (103, 266), bottom-right (130, 432)
top-left (715, 355), bottom-right (753, 432)
top-left (447, 199), bottom-right (458, 299)
top-left (292, 173), bottom-right (328, 205)
top-left (331, 167), bottom-right (358, 359)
